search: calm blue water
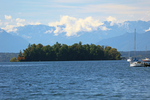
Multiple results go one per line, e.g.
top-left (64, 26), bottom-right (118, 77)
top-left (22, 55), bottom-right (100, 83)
top-left (0, 60), bottom-right (150, 100)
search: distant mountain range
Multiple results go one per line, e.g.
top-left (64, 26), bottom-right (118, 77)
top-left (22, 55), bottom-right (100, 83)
top-left (96, 31), bottom-right (150, 51)
top-left (0, 29), bottom-right (29, 52)
top-left (1, 20), bottom-right (150, 52)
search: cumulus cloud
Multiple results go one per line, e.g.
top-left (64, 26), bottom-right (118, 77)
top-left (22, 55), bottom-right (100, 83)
top-left (1, 15), bottom-right (42, 33)
top-left (5, 15), bottom-right (12, 20)
top-left (48, 15), bottom-right (104, 37)
top-left (1, 25), bottom-right (17, 32)
top-left (44, 29), bottom-right (53, 34)
top-left (106, 16), bottom-right (117, 26)
top-left (99, 26), bottom-right (110, 31)
top-left (106, 16), bottom-right (116, 22)
top-left (1, 16), bottom-right (26, 32)
top-left (54, 27), bottom-right (63, 36)
top-left (17, 23), bottom-right (24, 27)
top-left (29, 22), bottom-right (41, 25)
top-left (16, 18), bottom-right (25, 22)
top-left (145, 27), bottom-right (150, 32)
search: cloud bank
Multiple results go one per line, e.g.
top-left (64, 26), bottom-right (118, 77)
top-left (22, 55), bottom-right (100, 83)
top-left (1, 15), bottom-right (118, 37)
top-left (5, 15), bottom-right (12, 20)
top-left (1, 15), bottom-right (41, 33)
top-left (48, 16), bottom-right (104, 36)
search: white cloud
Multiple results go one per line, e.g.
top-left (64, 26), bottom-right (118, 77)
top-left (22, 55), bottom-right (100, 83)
top-left (17, 23), bottom-right (24, 27)
top-left (44, 29), bottom-right (53, 34)
top-left (106, 16), bottom-right (117, 26)
top-left (5, 15), bottom-right (12, 20)
top-left (54, 27), bottom-right (63, 36)
top-left (1, 25), bottom-right (17, 32)
top-left (1, 15), bottom-right (42, 33)
top-left (48, 15), bottom-right (104, 37)
top-left (29, 22), bottom-right (41, 25)
top-left (106, 16), bottom-right (117, 22)
top-left (1, 16), bottom-right (26, 32)
top-left (16, 18), bottom-right (25, 22)
top-left (0, 20), bottom-right (2, 26)
top-left (145, 27), bottom-right (150, 32)
top-left (99, 26), bottom-right (110, 31)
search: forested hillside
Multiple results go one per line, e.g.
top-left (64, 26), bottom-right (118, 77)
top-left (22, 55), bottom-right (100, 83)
top-left (0, 53), bottom-right (18, 62)
top-left (120, 51), bottom-right (150, 60)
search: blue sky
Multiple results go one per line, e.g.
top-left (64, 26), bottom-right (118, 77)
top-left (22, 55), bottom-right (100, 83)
top-left (0, 0), bottom-right (150, 36)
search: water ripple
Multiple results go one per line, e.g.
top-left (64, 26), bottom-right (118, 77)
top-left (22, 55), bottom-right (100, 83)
top-left (0, 61), bottom-right (150, 99)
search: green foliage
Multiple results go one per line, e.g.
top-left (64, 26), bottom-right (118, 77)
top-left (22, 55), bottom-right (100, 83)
top-left (10, 57), bottom-right (17, 62)
top-left (18, 50), bottom-right (23, 57)
top-left (21, 42), bottom-right (121, 61)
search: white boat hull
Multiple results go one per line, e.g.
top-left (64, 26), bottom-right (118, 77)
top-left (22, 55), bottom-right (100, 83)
top-left (127, 57), bottom-right (133, 62)
top-left (142, 58), bottom-right (150, 62)
top-left (127, 59), bottom-right (132, 62)
top-left (130, 61), bottom-right (144, 67)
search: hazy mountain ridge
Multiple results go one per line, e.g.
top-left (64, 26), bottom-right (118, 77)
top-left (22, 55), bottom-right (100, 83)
top-left (0, 29), bottom-right (29, 52)
top-left (96, 31), bottom-right (150, 51)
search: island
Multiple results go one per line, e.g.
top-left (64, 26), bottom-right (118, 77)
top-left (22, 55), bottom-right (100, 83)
top-left (10, 42), bottom-right (121, 62)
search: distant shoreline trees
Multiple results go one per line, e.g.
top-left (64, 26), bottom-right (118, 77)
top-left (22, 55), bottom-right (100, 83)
top-left (9, 57), bottom-right (17, 62)
top-left (15, 42), bottom-right (121, 61)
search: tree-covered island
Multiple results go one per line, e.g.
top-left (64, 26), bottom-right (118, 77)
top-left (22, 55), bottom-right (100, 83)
top-left (11, 42), bottom-right (121, 62)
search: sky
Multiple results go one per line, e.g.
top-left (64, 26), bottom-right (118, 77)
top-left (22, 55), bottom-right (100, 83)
top-left (0, 0), bottom-right (150, 36)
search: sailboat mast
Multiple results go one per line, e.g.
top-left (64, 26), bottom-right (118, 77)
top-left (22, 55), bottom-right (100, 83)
top-left (146, 46), bottom-right (147, 56)
top-left (128, 41), bottom-right (130, 58)
top-left (134, 29), bottom-right (136, 58)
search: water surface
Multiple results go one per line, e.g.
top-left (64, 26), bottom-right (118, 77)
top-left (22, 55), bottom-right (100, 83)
top-left (0, 60), bottom-right (150, 99)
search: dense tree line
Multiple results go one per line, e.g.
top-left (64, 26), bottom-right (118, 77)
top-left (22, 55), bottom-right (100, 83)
top-left (17, 42), bottom-right (121, 61)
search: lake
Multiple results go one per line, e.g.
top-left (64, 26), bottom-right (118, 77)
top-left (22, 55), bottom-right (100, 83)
top-left (0, 60), bottom-right (150, 99)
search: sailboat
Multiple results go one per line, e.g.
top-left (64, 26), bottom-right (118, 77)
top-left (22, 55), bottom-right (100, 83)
top-left (127, 41), bottom-right (133, 62)
top-left (130, 29), bottom-right (144, 67)
top-left (127, 57), bottom-right (133, 62)
top-left (142, 46), bottom-right (150, 62)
